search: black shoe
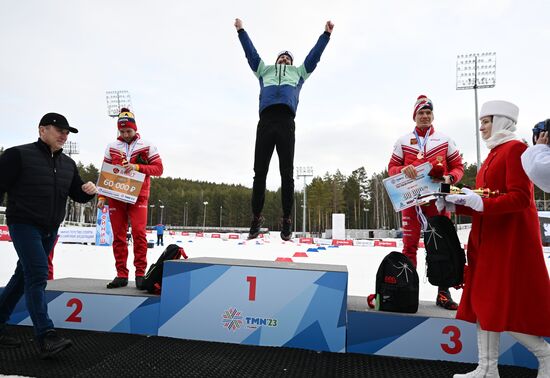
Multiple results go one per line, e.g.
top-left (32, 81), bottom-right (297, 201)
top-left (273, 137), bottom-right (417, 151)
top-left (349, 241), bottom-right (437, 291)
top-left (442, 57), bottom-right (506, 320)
top-left (280, 217), bottom-right (293, 241)
top-left (39, 330), bottom-right (72, 359)
top-left (0, 331), bottom-right (21, 349)
top-left (248, 215), bottom-right (265, 240)
top-left (135, 276), bottom-right (145, 290)
top-left (106, 277), bottom-right (128, 289)
top-left (436, 288), bottom-right (458, 310)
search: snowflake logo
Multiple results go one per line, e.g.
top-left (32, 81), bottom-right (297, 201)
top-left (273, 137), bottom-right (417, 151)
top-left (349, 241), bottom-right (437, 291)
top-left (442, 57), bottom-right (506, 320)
top-left (222, 307), bottom-right (243, 331)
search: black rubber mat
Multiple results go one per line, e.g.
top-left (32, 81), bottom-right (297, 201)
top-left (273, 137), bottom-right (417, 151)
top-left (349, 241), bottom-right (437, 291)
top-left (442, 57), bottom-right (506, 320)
top-left (0, 325), bottom-right (537, 377)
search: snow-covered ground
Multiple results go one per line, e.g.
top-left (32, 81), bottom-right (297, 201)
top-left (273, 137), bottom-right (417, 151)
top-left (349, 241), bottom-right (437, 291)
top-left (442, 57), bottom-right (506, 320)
top-left (1, 231), bottom-right (549, 304)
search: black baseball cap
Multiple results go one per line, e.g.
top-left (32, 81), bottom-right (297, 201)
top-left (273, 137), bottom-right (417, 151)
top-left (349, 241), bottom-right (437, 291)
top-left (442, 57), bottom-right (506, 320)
top-left (39, 113), bottom-right (78, 133)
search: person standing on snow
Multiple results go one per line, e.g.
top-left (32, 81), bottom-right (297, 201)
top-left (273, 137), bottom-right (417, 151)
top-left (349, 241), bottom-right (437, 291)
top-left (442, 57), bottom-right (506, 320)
top-left (98, 108), bottom-right (163, 290)
top-left (156, 223), bottom-right (165, 246)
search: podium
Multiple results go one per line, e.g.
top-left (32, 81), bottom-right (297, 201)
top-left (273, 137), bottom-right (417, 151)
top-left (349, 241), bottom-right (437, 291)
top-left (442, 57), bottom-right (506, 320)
top-left (6, 278), bottom-right (160, 335)
top-left (157, 258), bottom-right (348, 352)
top-left (347, 295), bottom-right (545, 369)
top-left (2, 266), bottom-right (545, 368)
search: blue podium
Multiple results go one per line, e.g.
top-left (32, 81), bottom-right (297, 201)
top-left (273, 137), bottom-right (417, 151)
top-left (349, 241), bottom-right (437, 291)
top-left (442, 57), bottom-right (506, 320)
top-left (158, 257), bottom-right (348, 352)
top-left (5, 278), bottom-right (160, 335)
top-left (347, 295), bottom-right (546, 369)
top-left (2, 267), bottom-right (544, 369)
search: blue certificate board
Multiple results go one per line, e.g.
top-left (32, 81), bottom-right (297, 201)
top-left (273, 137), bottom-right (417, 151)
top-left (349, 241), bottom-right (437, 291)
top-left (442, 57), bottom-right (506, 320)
top-left (383, 162), bottom-right (440, 211)
top-left (158, 258), bottom-right (348, 352)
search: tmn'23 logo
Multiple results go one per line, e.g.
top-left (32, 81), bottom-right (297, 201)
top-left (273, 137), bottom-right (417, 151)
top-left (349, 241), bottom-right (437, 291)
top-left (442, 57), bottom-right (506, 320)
top-left (222, 307), bottom-right (279, 332)
top-left (222, 308), bottom-right (243, 331)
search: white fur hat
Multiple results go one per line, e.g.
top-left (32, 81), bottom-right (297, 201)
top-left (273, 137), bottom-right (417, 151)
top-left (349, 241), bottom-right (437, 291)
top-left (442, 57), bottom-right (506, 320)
top-left (479, 100), bottom-right (519, 123)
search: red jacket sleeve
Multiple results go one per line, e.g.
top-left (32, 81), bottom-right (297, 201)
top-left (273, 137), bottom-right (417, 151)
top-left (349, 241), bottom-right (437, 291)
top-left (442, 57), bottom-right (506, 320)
top-left (138, 156), bottom-right (163, 177)
top-left (388, 141), bottom-right (405, 176)
top-left (446, 153), bottom-right (464, 183)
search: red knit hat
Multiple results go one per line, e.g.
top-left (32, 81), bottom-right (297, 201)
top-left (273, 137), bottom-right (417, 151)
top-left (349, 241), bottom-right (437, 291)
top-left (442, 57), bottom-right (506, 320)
top-left (117, 108), bottom-right (137, 131)
top-left (412, 95), bottom-right (433, 120)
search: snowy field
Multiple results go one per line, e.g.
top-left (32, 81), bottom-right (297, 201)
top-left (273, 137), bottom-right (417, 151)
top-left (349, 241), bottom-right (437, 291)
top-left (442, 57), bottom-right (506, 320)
top-left (1, 230), bottom-right (549, 305)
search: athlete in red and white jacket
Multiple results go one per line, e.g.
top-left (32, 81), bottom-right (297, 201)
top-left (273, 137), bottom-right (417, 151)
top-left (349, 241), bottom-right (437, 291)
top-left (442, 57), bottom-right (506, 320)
top-left (388, 95), bottom-right (464, 310)
top-left (98, 108), bottom-right (163, 290)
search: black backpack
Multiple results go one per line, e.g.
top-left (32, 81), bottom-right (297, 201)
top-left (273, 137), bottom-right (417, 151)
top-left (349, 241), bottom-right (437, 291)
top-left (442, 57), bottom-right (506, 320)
top-left (423, 215), bottom-right (466, 288)
top-left (368, 251), bottom-right (419, 313)
top-left (142, 244), bottom-right (188, 294)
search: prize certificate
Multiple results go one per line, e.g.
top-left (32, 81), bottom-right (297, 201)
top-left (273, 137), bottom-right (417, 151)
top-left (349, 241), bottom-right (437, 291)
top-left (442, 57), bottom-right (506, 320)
top-left (383, 162), bottom-right (440, 212)
top-left (97, 162), bottom-right (145, 204)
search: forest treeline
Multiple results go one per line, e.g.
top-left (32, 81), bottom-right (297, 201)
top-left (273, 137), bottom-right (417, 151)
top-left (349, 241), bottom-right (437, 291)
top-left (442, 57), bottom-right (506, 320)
top-left (70, 161), bottom-right (482, 231)
top-left (3, 145), bottom-right (546, 231)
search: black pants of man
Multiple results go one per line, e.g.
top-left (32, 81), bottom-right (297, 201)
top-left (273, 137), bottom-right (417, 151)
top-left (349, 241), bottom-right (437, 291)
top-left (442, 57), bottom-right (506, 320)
top-left (251, 105), bottom-right (295, 218)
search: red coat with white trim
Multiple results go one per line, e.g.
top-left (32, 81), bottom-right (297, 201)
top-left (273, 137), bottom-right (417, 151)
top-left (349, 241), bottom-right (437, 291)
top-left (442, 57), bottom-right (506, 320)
top-left (103, 134), bottom-right (163, 198)
top-left (456, 140), bottom-right (550, 336)
top-left (388, 126), bottom-right (464, 182)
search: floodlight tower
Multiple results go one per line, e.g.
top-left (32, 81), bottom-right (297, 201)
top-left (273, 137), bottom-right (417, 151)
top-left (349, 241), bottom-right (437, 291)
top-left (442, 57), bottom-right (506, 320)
top-left (106, 90), bottom-right (132, 118)
top-left (296, 166), bottom-right (313, 235)
top-left (456, 52), bottom-right (496, 170)
top-left (63, 141), bottom-right (80, 222)
top-left (64, 141), bottom-right (79, 157)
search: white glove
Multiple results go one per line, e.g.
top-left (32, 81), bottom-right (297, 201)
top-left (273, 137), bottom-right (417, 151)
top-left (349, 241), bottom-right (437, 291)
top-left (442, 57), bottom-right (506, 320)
top-left (435, 196), bottom-right (456, 213)
top-left (446, 187), bottom-right (484, 212)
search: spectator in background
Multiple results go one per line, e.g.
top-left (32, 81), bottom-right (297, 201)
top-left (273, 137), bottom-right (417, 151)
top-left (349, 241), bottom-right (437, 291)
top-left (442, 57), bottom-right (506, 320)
top-left (126, 226), bottom-right (132, 245)
top-left (97, 108), bottom-right (163, 290)
top-left (156, 223), bottom-right (165, 246)
top-left (0, 113), bottom-right (97, 358)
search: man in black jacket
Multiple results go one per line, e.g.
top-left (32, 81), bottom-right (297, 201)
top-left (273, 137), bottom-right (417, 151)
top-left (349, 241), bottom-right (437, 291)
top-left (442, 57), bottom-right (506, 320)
top-left (0, 113), bottom-right (97, 358)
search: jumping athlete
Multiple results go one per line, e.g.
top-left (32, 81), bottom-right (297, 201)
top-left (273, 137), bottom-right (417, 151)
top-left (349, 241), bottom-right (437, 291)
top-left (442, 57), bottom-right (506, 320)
top-left (235, 17), bottom-right (334, 241)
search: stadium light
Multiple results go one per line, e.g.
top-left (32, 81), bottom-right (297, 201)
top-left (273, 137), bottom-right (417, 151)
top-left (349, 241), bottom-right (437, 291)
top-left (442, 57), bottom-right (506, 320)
top-left (149, 204), bottom-right (155, 226)
top-left (203, 201), bottom-right (208, 229)
top-left (63, 141), bottom-right (79, 157)
top-left (296, 166), bottom-right (313, 235)
top-left (105, 90), bottom-right (132, 118)
top-left (456, 52), bottom-right (496, 170)
top-left (158, 199), bottom-right (165, 225)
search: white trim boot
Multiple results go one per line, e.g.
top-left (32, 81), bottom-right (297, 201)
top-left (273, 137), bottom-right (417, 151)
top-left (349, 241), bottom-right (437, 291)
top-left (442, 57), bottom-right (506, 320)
top-left (509, 331), bottom-right (550, 378)
top-left (454, 326), bottom-right (500, 377)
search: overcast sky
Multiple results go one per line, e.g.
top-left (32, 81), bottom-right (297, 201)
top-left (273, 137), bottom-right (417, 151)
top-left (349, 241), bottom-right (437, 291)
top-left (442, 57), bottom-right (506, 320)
top-left (1, 0), bottom-right (549, 190)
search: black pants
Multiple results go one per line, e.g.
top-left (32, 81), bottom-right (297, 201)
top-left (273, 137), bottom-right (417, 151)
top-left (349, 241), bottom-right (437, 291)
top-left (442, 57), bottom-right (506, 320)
top-left (251, 106), bottom-right (295, 218)
top-left (157, 234), bottom-right (163, 246)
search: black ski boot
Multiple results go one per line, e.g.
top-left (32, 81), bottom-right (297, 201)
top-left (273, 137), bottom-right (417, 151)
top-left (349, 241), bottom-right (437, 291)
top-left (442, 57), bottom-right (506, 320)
top-left (248, 215), bottom-right (265, 240)
top-left (280, 217), bottom-right (293, 241)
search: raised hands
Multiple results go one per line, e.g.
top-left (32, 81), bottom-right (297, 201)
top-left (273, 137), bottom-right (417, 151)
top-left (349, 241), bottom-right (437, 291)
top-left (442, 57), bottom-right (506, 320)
top-left (234, 18), bottom-right (243, 31)
top-left (325, 20), bottom-right (335, 33)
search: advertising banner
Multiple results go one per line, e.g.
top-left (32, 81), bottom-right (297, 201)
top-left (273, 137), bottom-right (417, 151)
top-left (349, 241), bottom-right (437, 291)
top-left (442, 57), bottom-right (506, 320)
top-left (58, 227), bottom-right (96, 244)
top-left (0, 225), bottom-right (11, 241)
top-left (95, 206), bottom-right (113, 246)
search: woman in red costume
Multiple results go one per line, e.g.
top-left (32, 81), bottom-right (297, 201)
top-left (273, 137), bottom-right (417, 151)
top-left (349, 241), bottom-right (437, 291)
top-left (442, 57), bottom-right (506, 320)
top-left (446, 100), bottom-right (550, 378)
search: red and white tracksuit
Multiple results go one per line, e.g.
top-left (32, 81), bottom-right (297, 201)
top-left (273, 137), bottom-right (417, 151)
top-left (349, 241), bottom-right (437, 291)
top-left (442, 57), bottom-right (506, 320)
top-left (101, 134), bottom-right (163, 278)
top-left (388, 126), bottom-right (464, 267)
